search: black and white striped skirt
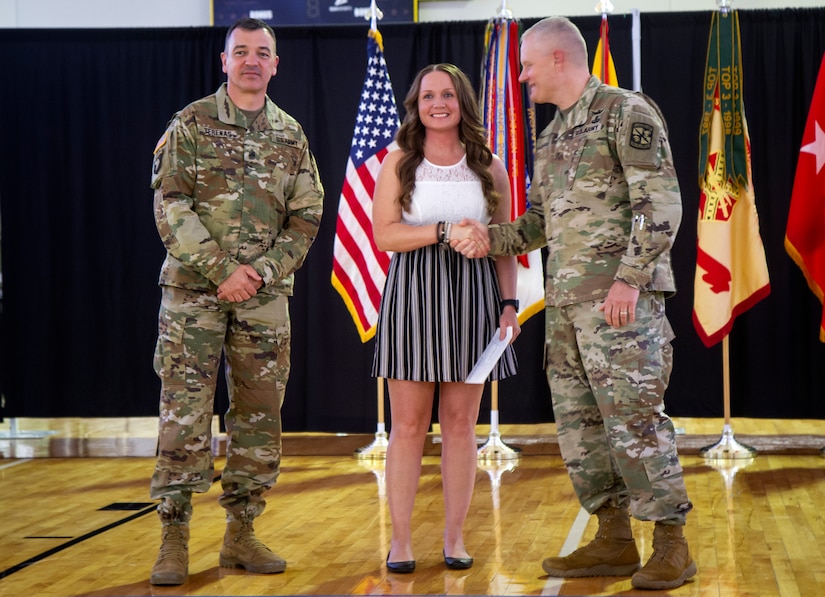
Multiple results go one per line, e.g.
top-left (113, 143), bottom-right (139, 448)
top-left (372, 244), bottom-right (517, 382)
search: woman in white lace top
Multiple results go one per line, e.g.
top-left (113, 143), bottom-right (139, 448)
top-left (371, 63), bottom-right (521, 573)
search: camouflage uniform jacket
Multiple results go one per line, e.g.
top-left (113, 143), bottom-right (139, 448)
top-left (151, 83), bottom-right (324, 296)
top-left (490, 75), bottom-right (682, 307)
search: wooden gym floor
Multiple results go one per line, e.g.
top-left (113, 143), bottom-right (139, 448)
top-left (0, 417), bottom-right (823, 596)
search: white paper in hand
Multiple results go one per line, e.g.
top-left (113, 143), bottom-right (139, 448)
top-left (465, 327), bottom-right (513, 384)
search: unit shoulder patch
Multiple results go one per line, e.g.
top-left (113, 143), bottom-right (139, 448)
top-left (629, 122), bottom-right (654, 150)
top-left (153, 131), bottom-right (168, 154)
top-left (619, 106), bottom-right (662, 168)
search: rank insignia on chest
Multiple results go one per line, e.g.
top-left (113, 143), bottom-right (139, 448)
top-left (630, 122), bottom-right (654, 150)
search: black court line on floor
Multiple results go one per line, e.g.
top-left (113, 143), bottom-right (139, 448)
top-left (0, 502), bottom-right (158, 579)
top-left (100, 502), bottom-right (155, 511)
top-left (0, 474), bottom-right (221, 580)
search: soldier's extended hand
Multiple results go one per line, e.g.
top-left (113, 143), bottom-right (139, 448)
top-left (599, 280), bottom-right (640, 328)
top-left (217, 265), bottom-right (263, 303)
top-left (450, 219), bottom-right (490, 258)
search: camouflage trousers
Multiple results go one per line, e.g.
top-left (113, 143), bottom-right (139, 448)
top-left (545, 293), bottom-right (692, 524)
top-left (150, 286), bottom-right (291, 522)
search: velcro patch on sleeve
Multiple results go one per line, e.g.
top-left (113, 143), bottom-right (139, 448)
top-left (151, 130), bottom-right (172, 189)
top-left (629, 122), bottom-right (654, 150)
top-left (621, 109), bottom-right (661, 167)
top-left (153, 131), bottom-right (168, 153)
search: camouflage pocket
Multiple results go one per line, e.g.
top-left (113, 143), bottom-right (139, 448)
top-left (605, 332), bottom-right (648, 367)
top-left (642, 452), bottom-right (684, 487)
top-left (153, 308), bottom-right (187, 383)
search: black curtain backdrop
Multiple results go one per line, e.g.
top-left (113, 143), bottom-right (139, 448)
top-left (1, 9), bottom-right (824, 430)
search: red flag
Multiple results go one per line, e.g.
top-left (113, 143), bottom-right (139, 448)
top-left (786, 52), bottom-right (825, 342)
top-left (331, 30), bottom-right (399, 342)
top-left (693, 11), bottom-right (770, 347)
top-left (592, 15), bottom-right (618, 87)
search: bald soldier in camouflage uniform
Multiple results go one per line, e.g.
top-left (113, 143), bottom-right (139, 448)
top-left (148, 18), bottom-right (323, 586)
top-left (457, 16), bottom-right (694, 590)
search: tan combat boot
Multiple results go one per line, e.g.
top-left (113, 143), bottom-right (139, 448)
top-left (631, 522), bottom-right (697, 590)
top-left (219, 513), bottom-right (286, 574)
top-left (542, 505), bottom-right (641, 577)
top-left (149, 522), bottom-right (190, 585)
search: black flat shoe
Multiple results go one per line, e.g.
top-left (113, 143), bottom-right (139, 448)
top-left (386, 552), bottom-right (415, 574)
top-left (443, 551), bottom-right (473, 570)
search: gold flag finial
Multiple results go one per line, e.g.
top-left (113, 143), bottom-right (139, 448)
top-left (595, 0), bottom-right (614, 15)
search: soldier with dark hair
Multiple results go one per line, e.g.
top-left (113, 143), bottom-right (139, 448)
top-left (458, 16), bottom-right (695, 591)
top-left (148, 17), bottom-right (323, 585)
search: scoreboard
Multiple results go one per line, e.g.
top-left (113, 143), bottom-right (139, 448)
top-left (213, 0), bottom-right (416, 26)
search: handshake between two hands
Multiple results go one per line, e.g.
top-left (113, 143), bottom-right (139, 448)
top-left (447, 219), bottom-right (490, 259)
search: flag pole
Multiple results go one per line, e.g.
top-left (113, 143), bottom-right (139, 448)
top-left (352, 0), bottom-right (390, 460)
top-left (596, 1), bottom-right (613, 85)
top-left (368, 0), bottom-right (382, 31)
top-left (631, 9), bottom-right (641, 92)
top-left (477, 1), bottom-right (522, 462)
top-left (699, 324), bottom-right (757, 462)
top-left (698, 0), bottom-right (757, 462)
top-left (356, 377), bottom-right (389, 459)
top-left (478, 380), bottom-right (521, 461)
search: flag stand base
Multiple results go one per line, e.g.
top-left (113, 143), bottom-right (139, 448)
top-left (700, 424), bottom-right (757, 460)
top-left (477, 411), bottom-right (520, 462)
top-left (355, 424), bottom-right (388, 460)
top-left (477, 431), bottom-right (521, 462)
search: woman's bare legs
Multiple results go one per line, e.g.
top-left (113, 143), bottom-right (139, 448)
top-left (385, 379), bottom-right (435, 563)
top-left (438, 381), bottom-right (484, 559)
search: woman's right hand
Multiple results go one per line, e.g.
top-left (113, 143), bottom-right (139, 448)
top-left (450, 219), bottom-right (490, 258)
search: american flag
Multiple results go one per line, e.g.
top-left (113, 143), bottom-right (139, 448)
top-left (331, 29), bottom-right (400, 342)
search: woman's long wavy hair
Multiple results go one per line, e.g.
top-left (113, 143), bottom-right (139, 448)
top-left (394, 63), bottom-right (499, 215)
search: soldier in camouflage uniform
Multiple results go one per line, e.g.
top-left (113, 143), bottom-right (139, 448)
top-left (457, 16), bottom-right (695, 590)
top-left (147, 18), bottom-right (323, 586)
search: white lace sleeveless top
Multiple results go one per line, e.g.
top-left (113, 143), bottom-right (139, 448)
top-left (401, 155), bottom-right (491, 226)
